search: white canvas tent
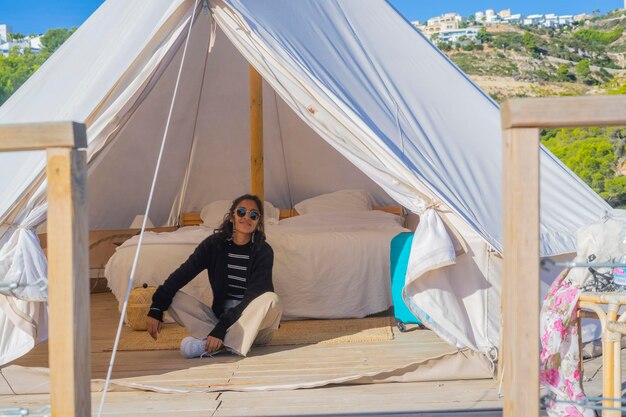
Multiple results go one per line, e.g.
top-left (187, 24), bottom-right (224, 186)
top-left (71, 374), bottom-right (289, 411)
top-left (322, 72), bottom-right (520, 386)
top-left (0, 0), bottom-right (610, 366)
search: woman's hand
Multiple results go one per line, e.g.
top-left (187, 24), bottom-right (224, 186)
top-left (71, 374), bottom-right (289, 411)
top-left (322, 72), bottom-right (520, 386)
top-left (205, 335), bottom-right (223, 353)
top-left (146, 316), bottom-right (162, 340)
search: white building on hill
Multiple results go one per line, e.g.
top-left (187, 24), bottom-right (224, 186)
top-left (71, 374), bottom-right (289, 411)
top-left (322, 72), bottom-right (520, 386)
top-left (498, 9), bottom-right (511, 18)
top-left (0, 24), bottom-right (11, 43)
top-left (420, 12), bottom-right (465, 37)
top-left (523, 14), bottom-right (544, 25)
top-left (0, 35), bottom-right (42, 56)
top-left (544, 14), bottom-right (559, 27)
top-left (437, 28), bottom-right (479, 43)
top-left (505, 14), bottom-right (523, 24)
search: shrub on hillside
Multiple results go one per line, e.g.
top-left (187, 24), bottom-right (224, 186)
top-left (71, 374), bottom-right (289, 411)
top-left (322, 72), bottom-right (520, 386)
top-left (574, 28), bottom-right (623, 45)
top-left (542, 127), bottom-right (626, 207)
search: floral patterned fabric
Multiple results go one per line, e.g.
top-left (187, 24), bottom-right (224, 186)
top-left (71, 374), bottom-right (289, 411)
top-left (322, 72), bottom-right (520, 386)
top-left (540, 269), bottom-right (595, 417)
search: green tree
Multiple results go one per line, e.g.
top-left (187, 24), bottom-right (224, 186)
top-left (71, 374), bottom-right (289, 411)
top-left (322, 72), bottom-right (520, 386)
top-left (40, 28), bottom-right (76, 55)
top-left (556, 64), bottom-right (575, 82)
top-left (7, 33), bottom-right (25, 42)
top-left (477, 27), bottom-right (491, 43)
top-left (542, 128), bottom-right (626, 207)
top-left (575, 60), bottom-right (591, 78)
top-left (0, 48), bottom-right (44, 104)
top-left (0, 27), bottom-right (75, 106)
top-left (522, 31), bottom-right (538, 55)
top-left (603, 176), bottom-right (626, 206)
top-left (436, 41), bottom-right (451, 52)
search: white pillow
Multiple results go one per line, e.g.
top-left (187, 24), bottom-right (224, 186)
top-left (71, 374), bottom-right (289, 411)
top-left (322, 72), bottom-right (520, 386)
top-left (263, 201), bottom-right (280, 225)
top-left (294, 189), bottom-right (372, 215)
top-left (200, 200), bottom-right (231, 228)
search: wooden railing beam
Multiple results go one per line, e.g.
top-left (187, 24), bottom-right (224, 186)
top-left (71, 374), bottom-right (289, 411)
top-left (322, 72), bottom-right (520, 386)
top-left (501, 96), bottom-right (626, 129)
top-left (0, 121), bottom-right (87, 151)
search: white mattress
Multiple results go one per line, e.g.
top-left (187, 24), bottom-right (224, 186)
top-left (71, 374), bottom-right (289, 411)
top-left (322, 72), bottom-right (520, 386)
top-left (105, 210), bottom-right (407, 320)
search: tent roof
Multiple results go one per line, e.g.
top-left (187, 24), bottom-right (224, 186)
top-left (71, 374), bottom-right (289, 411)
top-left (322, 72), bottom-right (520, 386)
top-left (0, 0), bottom-right (610, 254)
top-left (0, 0), bottom-right (614, 362)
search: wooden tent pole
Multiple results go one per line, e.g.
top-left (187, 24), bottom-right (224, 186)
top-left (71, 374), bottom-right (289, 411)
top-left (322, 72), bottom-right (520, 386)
top-left (249, 65), bottom-right (264, 202)
top-left (0, 122), bottom-right (90, 417)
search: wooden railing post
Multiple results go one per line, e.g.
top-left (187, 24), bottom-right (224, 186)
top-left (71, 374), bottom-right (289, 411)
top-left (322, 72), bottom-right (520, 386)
top-left (0, 121), bottom-right (89, 417)
top-left (47, 145), bottom-right (90, 417)
top-left (501, 127), bottom-right (540, 417)
top-left (501, 96), bottom-right (626, 417)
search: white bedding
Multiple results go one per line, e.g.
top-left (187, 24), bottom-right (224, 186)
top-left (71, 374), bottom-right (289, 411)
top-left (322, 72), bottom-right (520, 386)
top-left (105, 211), bottom-right (407, 320)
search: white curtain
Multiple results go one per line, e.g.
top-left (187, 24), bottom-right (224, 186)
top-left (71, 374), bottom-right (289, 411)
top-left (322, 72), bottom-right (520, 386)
top-left (0, 189), bottom-right (49, 364)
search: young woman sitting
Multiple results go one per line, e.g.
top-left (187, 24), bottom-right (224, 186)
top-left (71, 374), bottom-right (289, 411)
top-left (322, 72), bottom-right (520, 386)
top-left (146, 194), bottom-right (282, 358)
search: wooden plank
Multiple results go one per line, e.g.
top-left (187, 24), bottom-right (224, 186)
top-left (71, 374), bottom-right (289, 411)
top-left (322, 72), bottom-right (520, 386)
top-left (501, 96), bottom-right (626, 129)
top-left (373, 205), bottom-right (404, 217)
top-left (278, 208), bottom-right (297, 220)
top-left (46, 147), bottom-right (91, 417)
top-left (7, 291), bottom-right (515, 416)
top-left (501, 127), bottom-right (540, 417)
top-left (0, 392), bottom-right (220, 416)
top-left (250, 65), bottom-right (264, 201)
top-left (215, 380), bottom-right (501, 416)
top-left (0, 122), bottom-right (87, 151)
top-left (180, 211), bottom-right (202, 227)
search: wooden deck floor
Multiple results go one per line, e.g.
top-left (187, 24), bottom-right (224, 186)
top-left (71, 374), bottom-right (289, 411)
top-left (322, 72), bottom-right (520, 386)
top-left (0, 292), bottom-right (612, 416)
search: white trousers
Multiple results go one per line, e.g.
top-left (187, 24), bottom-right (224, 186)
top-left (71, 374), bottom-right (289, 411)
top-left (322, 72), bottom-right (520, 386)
top-left (168, 291), bottom-right (282, 356)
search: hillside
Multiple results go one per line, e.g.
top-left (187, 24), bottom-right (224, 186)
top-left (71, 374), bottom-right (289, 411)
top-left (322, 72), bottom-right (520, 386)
top-left (439, 10), bottom-right (626, 101)
top-left (434, 11), bottom-right (626, 207)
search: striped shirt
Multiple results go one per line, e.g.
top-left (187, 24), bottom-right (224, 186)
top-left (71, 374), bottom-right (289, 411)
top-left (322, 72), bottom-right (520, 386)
top-left (225, 241), bottom-right (251, 304)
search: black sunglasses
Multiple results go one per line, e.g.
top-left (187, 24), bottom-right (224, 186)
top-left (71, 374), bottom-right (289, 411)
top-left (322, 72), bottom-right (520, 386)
top-left (235, 207), bottom-right (260, 221)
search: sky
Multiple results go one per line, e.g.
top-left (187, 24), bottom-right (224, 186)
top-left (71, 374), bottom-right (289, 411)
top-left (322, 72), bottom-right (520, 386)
top-left (1, 0), bottom-right (623, 35)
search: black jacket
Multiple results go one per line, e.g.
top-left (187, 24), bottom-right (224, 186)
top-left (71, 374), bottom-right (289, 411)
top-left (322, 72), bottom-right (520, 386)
top-left (148, 234), bottom-right (274, 340)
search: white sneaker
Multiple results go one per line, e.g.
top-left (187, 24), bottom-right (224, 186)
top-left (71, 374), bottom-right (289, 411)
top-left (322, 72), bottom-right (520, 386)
top-left (180, 336), bottom-right (207, 358)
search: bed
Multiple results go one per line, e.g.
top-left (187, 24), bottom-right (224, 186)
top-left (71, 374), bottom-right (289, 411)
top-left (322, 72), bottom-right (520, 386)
top-left (104, 191), bottom-right (409, 320)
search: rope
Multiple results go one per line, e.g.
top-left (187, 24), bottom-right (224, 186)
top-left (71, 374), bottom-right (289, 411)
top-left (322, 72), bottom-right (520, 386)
top-left (542, 258), bottom-right (626, 270)
top-left (543, 393), bottom-right (626, 412)
top-left (0, 278), bottom-right (47, 294)
top-left (0, 282), bottom-right (19, 292)
top-left (96, 1), bottom-right (200, 416)
top-left (0, 223), bottom-right (35, 230)
top-left (423, 200), bottom-right (442, 211)
top-left (0, 405), bottom-right (50, 416)
top-left (0, 368), bottom-right (15, 395)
